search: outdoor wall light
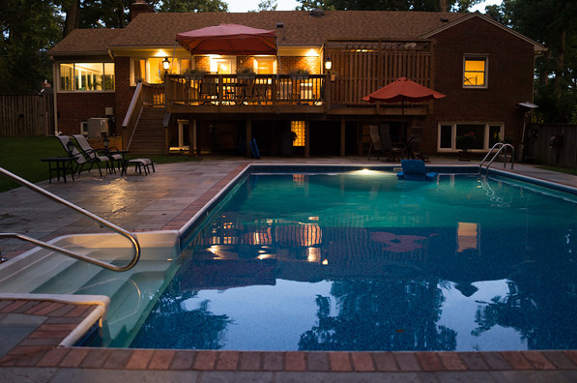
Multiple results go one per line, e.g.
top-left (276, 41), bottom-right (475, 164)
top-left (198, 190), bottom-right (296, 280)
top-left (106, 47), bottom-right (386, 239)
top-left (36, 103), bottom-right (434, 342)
top-left (324, 57), bottom-right (333, 71)
top-left (162, 57), bottom-right (170, 71)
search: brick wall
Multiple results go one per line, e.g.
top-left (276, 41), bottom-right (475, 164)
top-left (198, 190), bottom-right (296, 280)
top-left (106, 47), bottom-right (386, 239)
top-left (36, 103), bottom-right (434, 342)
top-left (280, 56), bottom-right (321, 74)
top-left (427, 16), bottom-right (535, 153)
top-left (195, 56), bottom-right (211, 72)
top-left (114, 56), bottom-right (134, 132)
top-left (56, 92), bottom-right (115, 135)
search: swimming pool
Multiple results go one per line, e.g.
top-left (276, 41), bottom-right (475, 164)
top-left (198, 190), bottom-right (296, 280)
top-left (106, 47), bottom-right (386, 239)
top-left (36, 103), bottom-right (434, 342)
top-left (79, 167), bottom-right (576, 352)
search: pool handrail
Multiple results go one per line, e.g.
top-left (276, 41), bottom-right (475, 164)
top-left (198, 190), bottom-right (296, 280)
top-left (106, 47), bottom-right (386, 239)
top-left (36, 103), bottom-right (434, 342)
top-left (480, 142), bottom-right (514, 173)
top-left (0, 166), bottom-right (141, 272)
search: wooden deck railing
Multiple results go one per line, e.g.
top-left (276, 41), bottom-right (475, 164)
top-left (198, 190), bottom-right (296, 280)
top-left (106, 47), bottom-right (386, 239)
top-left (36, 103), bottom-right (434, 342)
top-left (164, 74), bottom-right (325, 106)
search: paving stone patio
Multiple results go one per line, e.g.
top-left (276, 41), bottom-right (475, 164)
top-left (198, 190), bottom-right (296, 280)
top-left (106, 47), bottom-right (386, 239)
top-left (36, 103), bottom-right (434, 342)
top-left (3, 157), bottom-right (577, 382)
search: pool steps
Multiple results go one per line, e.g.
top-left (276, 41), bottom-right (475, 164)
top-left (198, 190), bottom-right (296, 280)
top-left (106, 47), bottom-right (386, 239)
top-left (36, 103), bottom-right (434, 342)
top-left (0, 231), bottom-right (180, 347)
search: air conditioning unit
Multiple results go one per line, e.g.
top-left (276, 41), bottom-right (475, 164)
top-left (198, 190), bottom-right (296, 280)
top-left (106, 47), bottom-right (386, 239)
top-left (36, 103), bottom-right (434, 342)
top-left (87, 118), bottom-right (110, 138)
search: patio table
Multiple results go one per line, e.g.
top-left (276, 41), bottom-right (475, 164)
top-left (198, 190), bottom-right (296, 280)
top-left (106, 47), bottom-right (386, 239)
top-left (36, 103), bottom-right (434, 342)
top-left (40, 157), bottom-right (76, 183)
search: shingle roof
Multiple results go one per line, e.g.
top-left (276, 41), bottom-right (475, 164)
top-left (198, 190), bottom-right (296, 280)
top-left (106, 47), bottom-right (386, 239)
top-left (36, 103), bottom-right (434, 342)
top-left (50, 10), bottom-right (465, 56)
top-left (49, 28), bottom-right (123, 56)
top-left (111, 10), bottom-right (462, 47)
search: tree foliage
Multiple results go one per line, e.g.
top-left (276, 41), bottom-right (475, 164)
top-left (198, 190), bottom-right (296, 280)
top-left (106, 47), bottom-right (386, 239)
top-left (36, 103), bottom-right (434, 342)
top-left (256, 0), bottom-right (278, 11)
top-left (486, 0), bottom-right (577, 123)
top-left (0, 0), bottom-right (62, 94)
top-left (297, 0), bottom-right (481, 12)
top-left (153, 0), bottom-right (228, 12)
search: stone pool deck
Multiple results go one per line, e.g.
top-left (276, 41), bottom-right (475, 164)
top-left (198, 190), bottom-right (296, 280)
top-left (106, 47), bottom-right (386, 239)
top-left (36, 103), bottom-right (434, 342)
top-left (2, 157), bottom-right (577, 382)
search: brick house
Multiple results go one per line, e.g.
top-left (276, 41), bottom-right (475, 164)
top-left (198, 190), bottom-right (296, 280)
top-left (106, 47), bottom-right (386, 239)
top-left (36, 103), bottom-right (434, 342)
top-left (48, 6), bottom-right (545, 156)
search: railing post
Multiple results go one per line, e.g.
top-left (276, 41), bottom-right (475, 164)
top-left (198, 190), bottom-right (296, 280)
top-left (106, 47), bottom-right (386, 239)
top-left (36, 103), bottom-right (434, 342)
top-left (271, 76), bottom-right (277, 105)
top-left (325, 74), bottom-right (331, 110)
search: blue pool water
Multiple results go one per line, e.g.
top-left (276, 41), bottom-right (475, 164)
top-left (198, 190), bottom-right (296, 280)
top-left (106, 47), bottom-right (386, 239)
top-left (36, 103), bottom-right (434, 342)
top-left (127, 171), bottom-right (577, 351)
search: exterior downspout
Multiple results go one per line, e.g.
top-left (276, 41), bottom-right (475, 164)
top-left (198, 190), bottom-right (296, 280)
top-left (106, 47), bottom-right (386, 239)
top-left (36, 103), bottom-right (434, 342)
top-left (52, 60), bottom-right (58, 135)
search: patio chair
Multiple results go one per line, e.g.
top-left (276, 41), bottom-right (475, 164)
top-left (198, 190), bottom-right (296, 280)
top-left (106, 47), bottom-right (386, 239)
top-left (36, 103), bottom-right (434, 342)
top-left (55, 135), bottom-right (104, 176)
top-left (200, 79), bottom-right (219, 104)
top-left (380, 124), bottom-right (404, 161)
top-left (73, 134), bottom-right (123, 173)
top-left (367, 125), bottom-right (402, 161)
top-left (406, 136), bottom-right (429, 162)
top-left (367, 125), bottom-right (385, 160)
top-left (397, 159), bottom-right (437, 181)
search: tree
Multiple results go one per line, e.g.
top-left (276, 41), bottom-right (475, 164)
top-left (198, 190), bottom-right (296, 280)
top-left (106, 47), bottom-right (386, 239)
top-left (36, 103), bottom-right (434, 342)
top-left (296, 0), bottom-right (481, 12)
top-left (257, 0), bottom-right (278, 11)
top-left (154, 0), bottom-right (228, 12)
top-left (486, 0), bottom-right (577, 123)
top-left (0, 0), bottom-right (62, 94)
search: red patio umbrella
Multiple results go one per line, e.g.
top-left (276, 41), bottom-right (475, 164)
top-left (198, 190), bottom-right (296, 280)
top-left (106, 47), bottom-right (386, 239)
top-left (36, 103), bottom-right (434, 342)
top-left (362, 77), bottom-right (446, 145)
top-left (362, 77), bottom-right (446, 103)
top-left (176, 24), bottom-right (276, 55)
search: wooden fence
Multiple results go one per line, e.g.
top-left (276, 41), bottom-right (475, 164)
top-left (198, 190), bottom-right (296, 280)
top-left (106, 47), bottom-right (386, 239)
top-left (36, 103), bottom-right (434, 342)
top-left (526, 123), bottom-right (577, 167)
top-left (0, 94), bottom-right (54, 136)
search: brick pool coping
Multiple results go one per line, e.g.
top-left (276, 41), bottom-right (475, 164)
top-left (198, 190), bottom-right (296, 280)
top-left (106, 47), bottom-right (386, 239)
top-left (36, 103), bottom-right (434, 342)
top-left (4, 163), bottom-right (577, 378)
top-left (1, 296), bottom-right (577, 373)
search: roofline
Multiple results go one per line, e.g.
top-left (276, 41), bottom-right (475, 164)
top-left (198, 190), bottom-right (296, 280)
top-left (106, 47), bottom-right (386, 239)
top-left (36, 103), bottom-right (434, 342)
top-left (325, 38), bottom-right (432, 43)
top-left (49, 51), bottom-right (110, 57)
top-left (420, 12), bottom-right (547, 53)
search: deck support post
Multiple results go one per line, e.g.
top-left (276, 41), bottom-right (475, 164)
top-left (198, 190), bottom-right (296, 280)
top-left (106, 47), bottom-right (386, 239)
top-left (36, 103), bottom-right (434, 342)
top-left (245, 119), bottom-right (252, 157)
top-left (305, 121), bottom-right (310, 158)
top-left (190, 119), bottom-right (197, 156)
top-left (340, 118), bottom-right (346, 156)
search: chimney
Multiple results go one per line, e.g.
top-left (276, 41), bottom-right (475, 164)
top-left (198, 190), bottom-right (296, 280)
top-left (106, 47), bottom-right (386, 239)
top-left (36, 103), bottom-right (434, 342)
top-left (130, 0), bottom-right (154, 21)
top-left (276, 22), bottom-right (286, 41)
top-left (439, 0), bottom-right (448, 12)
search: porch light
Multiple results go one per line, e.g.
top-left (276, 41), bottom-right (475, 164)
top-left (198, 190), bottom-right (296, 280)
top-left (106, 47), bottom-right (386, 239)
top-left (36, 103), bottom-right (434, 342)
top-left (162, 57), bottom-right (170, 71)
top-left (324, 57), bottom-right (333, 71)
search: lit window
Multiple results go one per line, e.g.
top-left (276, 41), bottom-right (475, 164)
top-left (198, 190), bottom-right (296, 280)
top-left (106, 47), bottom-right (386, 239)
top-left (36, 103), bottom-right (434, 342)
top-left (208, 56), bottom-right (234, 74)
top-left (457, 222), bottom-right (478, 252)
top-left (132, 58), bottom-right (194, 85)
top-left (291, 121), bottom-right (306, 147)
top-left (58, 63), bottom-right (115, 92)
top-left (463, 57), bottom-right (487, 88)
top-left (253, 57), bottom-right (277, 74)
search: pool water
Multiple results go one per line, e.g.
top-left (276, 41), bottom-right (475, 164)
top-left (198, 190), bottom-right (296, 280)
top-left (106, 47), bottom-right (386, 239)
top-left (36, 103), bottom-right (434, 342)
top-left (127, 171), bottom-right (577, 351)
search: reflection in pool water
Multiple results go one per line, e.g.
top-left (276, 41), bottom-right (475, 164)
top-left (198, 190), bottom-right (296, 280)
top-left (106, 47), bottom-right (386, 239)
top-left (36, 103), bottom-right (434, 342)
top-left (128, 173), bottom-right (577, 351)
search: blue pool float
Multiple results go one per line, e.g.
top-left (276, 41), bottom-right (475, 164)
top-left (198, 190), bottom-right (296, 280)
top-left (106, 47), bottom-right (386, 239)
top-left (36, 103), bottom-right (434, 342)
top-left (397, 159), bottom-right (437, 181)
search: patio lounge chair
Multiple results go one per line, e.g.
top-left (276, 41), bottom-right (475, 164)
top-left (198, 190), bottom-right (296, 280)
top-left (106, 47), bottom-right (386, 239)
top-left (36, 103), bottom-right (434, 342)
top-left (73, 134), bottom-right (123, 172)
top-left (55, 135), bottom-right (105, 176)
top-left (368, 125), bottom-right (402, 161)
top-left (397, 159), bottom-right (437, 181)
top-left (70, 134), bottom-right (114, 174)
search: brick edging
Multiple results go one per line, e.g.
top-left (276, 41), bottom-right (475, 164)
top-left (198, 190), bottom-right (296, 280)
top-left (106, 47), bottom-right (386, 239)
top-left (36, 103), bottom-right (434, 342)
top-left (0, 299), bottom-right (99, 367)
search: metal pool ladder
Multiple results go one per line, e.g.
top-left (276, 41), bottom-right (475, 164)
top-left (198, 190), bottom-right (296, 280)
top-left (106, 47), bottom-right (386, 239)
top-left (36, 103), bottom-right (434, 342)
top-left (0, 167), bottom-right (141, 272)
top-left (479, 142), bottom-right (515, 173)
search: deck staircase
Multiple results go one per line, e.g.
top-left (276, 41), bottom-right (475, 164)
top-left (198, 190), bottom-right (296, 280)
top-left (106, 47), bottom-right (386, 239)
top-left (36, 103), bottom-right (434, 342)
top-left (128, 106), bottom-right (167, 155)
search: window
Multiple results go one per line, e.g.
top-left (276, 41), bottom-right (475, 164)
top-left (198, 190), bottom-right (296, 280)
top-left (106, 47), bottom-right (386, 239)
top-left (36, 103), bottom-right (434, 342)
top-left (291, 121), bottom-right (306, 147)
top-left (456, 124), bottom-right (484, 150)
top-left (437, 122), bottom-right (503, 152)
top-left (58, 63), bottom-right (115, 92)
top-left (463, 56), bottom-right (487, 88)
top-left (209, 56), bottom-right (235, 74)
top-left (132, 58), bottom-right (194, 85)
top-left (439, 125), bottom-right (452, 149)
top-left (253, 57), bottom-right (277, 74)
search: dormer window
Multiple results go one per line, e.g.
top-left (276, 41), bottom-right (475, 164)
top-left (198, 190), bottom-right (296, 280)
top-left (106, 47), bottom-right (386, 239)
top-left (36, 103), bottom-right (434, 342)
top-left (463, 56), bottom-right (488, 88)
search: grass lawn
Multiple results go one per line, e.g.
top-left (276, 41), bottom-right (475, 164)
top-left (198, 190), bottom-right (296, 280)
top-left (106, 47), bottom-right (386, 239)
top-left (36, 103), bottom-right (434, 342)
top-left (536, 165), bottom-right (577, 176)
top-left (0, 136), bottom-right (199, 192)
